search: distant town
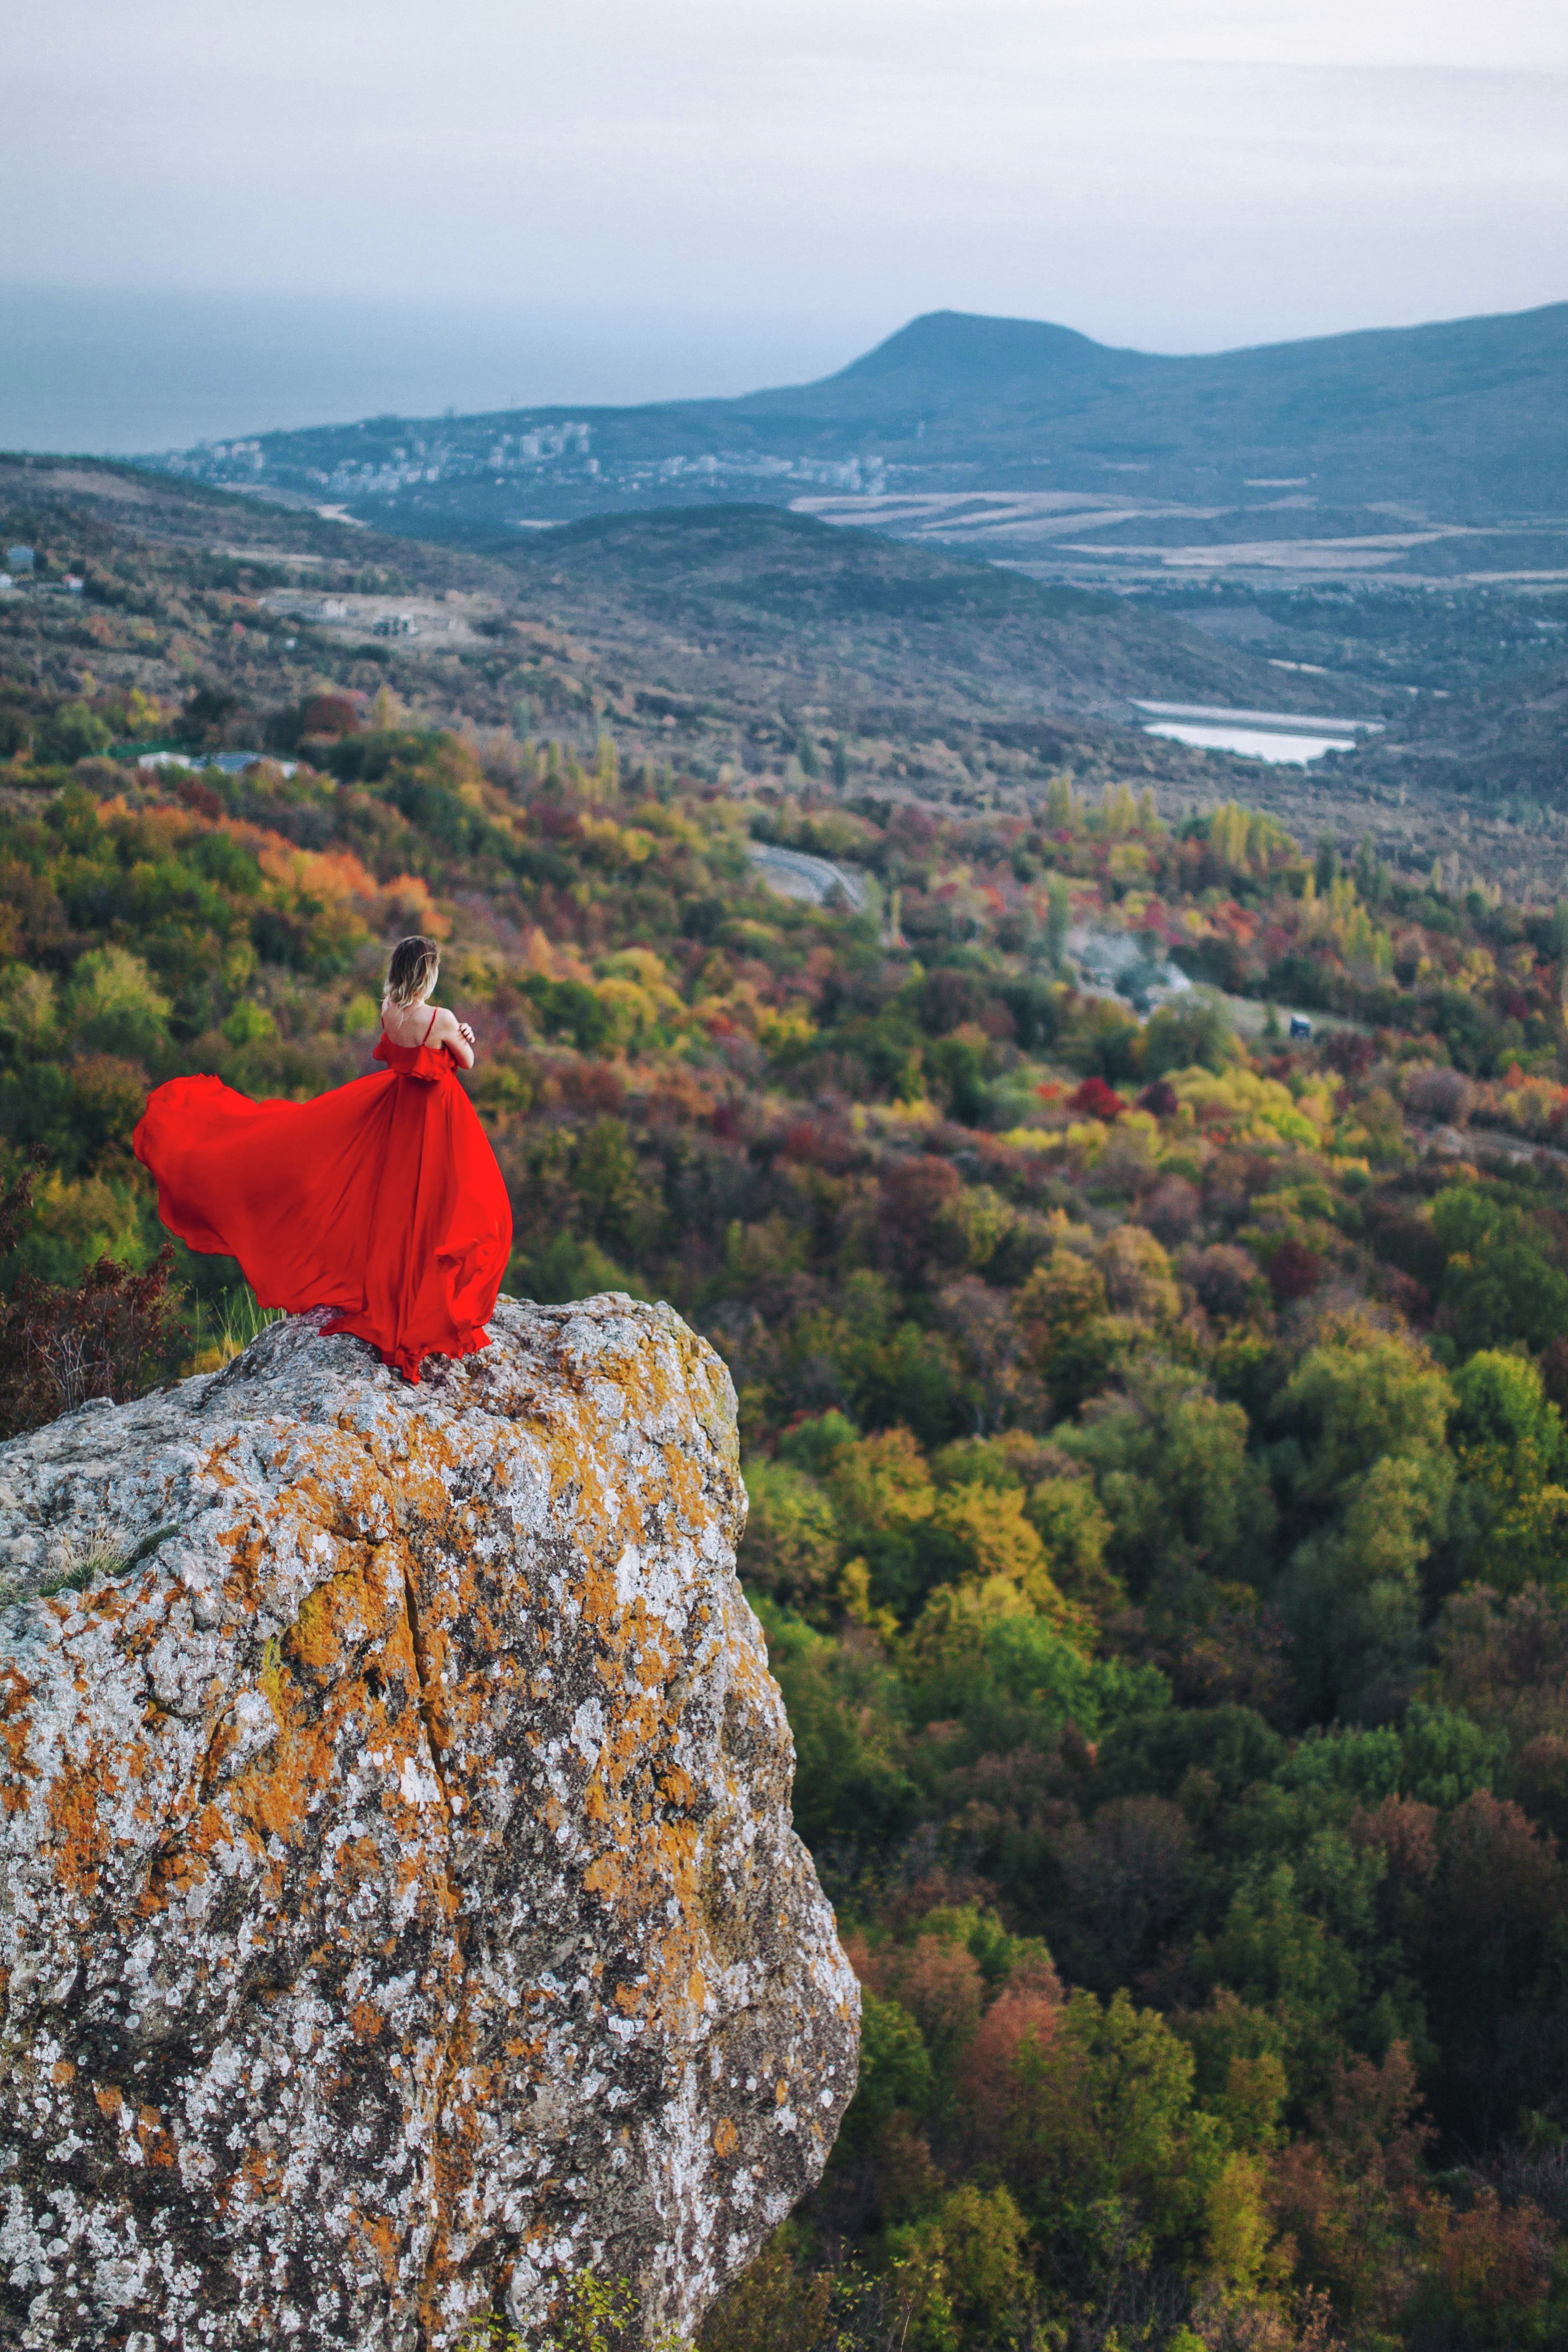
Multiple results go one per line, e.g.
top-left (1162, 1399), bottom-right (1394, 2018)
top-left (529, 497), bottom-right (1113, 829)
top-left (159, 420), bottom-right (889, 513)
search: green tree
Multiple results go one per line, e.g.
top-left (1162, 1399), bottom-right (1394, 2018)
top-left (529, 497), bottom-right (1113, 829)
top-left (1280, 1452), bottom-right (1452, 1719)
top-left (997, 1987), bottom-right (1221, 2284)
top-left (840, 1989), bottom-right (934, 2146)
top-left (569, 1117), bottom-right (652, 1252)
top-left (1014, 1248), bottom-right (1126, 1411)
top-left (1057, 1361), bottom-right (1275, 1595)
top-left (1433, 1187), bottom-right (1568, 1355)
top-left (757, 1604), bottom-right (917, 1853)
top-left (738, 1459), bottom-right (840, 1613)
top-left (36, 702), bottom-right (112, 763)
top-left (889, 2183), bottom-right (1035, 2352)
top-left (1144, 994), bottom-right (1236, 1078)
top-left (1274, 1313), bottom-right (1455, 1713)
top-left (64, 945), bottom-right (172, 1062)
top-left (1447, 1350), bottom-right (1568, 1593)
top-left (1277, 1312), bottom-right (1455, 1500)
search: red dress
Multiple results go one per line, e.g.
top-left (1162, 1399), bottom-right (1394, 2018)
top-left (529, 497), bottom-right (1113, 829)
top-left (133, 1014), bottom-right (513, 1382)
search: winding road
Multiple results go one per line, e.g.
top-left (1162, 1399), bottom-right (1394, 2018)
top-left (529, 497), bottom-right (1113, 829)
top-left (748, 842), bottom-right (869, 912)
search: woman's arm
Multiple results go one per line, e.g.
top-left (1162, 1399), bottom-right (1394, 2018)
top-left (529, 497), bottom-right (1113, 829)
top-left (429, 1006), bottom-right (475, 1068)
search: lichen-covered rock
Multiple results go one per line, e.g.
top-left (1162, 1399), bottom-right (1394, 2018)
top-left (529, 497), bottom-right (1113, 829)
top-left (0, 1296), bottom-right (858, 2350)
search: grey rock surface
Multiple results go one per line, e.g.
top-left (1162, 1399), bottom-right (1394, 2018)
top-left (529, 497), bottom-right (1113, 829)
top-left (0, 1295), bottom-right (857, 2349)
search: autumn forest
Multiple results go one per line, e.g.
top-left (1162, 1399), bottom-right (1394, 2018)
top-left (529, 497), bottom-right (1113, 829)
top-left (8, 466), bottom-right (1568, 2352)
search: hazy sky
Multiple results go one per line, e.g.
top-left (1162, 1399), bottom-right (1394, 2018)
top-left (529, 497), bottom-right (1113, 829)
top-left (5, 0), bottom-right (1567, 368)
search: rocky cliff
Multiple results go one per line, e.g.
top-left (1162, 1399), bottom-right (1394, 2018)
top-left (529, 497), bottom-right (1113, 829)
top-left (0, 1296), bottom-right (857, 2350)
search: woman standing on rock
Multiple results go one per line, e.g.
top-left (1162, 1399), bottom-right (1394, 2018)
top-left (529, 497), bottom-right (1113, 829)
top-left (133, 935), bottom-right (512, 1383)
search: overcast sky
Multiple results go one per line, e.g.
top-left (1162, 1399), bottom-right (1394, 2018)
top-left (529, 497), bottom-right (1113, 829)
top-left (4, 0), bottom-right (1566, 382)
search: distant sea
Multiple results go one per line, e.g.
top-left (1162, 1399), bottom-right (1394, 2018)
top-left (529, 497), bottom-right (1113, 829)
top-left (0, 286), bottom-right (865, 458)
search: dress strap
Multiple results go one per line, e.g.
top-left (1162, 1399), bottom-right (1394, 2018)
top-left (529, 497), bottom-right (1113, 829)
top-left (421, 1005), bottom-right (439, 1046)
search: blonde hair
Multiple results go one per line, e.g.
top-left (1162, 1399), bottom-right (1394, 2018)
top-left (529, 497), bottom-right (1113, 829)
top-left (383, 934), bottom-right (441, 1010)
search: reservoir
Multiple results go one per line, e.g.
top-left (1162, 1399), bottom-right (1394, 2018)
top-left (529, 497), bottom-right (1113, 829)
top-left (1132, 699), bottom-right (1383, 768)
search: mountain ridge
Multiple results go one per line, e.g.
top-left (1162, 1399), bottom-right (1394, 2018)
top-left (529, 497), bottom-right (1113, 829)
top-left (811, 297), bottom-right (1568, 384)
top-left (143, 296), bottom-right (1568, 586)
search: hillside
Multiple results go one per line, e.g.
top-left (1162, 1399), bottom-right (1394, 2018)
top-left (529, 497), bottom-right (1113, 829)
top-left (6, 627), bottom-right (1568, 2347)
top-left (1349, 652), bottom-right (1568, 810)
top-left (794, 303), bottom-right (1568, 490)
top-left (495, 505), bottom-right (1362, 724)
top-left (145, 301), bottom-right (1568, 585)
top-left (15, 422), bottom-right (1568, 2344)
top-left (0, 452), bottom-right (1358, 772)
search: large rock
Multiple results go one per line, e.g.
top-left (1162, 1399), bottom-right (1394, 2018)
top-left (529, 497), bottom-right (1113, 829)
top-left (0, 1297), bottom-right (857, 2350)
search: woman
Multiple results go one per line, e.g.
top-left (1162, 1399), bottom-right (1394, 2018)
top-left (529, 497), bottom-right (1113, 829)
top-left (133, 936), bottom-right (512, 1382)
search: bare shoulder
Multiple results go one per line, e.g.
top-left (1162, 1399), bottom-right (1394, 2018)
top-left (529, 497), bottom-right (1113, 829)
top-left (429, 1003), bottom-right (477, 1064)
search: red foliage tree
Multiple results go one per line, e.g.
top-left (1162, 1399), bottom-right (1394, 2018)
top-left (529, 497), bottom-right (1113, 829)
top-left (877, 1153), bottom-right (963, 1274)
top-left (299, 691), bottom-right (361, 739)
top-left (1269, 1238), bottom-right (1323, 1304)
top-left (1069, 1076), bottom-right (1126, 1123)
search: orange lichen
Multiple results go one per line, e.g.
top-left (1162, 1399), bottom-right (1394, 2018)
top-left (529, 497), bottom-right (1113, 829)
top-left (285, 1560), bottom-right (384, 1678)
top-left (137, 2107), bottom-right (178, 2169)
top-left (46, 1752), bottom-right (121, 1899)
top-left (361, 2211), bottom-right (400, 2282)
top-left (333, 1834), bottom-right (383, 1884)
top-left (0, 1664), bottom-right (37, 1812)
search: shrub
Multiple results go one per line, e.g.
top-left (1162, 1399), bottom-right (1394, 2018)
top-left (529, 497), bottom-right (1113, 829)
top-left (0, 1153), bottom-right (185, 1439)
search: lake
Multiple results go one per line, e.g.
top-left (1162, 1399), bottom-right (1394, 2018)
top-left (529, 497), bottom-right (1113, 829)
top-left (1141, 720), bottom-right (1360, 765)
top-left (1132, 697), bottom-right (1381, 767)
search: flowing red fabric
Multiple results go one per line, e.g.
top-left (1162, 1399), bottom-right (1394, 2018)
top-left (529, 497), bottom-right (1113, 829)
top-left (132, 1033), bottom-right (513, 1382)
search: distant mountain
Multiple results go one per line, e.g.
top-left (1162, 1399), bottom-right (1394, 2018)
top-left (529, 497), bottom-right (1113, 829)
top-left (739, 312), bottom-right (1137, 421)
top-left (144, 303), bottom-right (1568, 585)
top-left (781, 303), bottom-right (1566, 469)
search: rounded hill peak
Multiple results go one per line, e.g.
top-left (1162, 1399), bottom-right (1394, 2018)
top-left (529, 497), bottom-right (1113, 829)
top-left (823, 309), bottom-right (1137, 392)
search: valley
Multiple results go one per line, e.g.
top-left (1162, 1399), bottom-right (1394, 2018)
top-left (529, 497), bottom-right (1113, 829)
top-left (4, 456), bottom-right (1567, 908)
